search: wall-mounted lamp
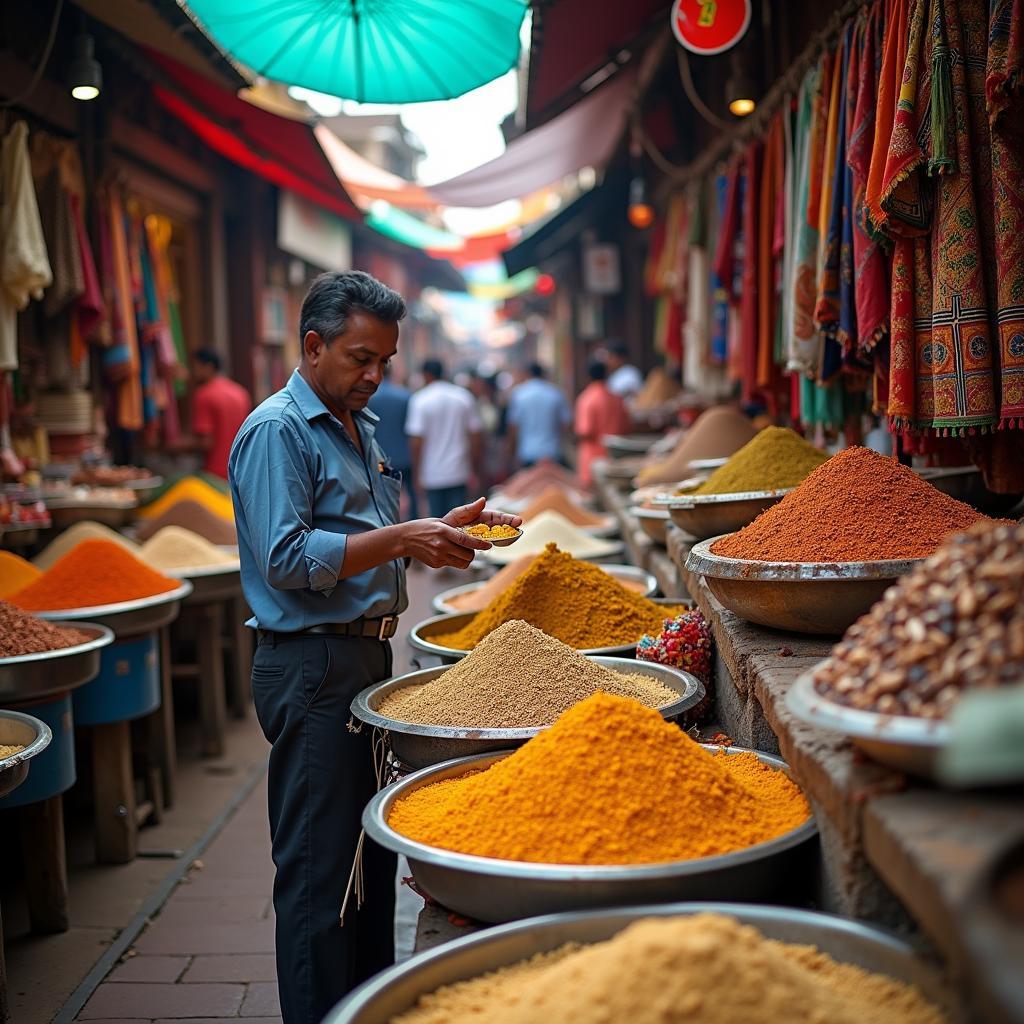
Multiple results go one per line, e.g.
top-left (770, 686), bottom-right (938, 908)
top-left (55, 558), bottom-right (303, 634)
top-left (69, 33), bottom-right (102, 101)
top-left (627, 175), bottom-right (655, 229)
top-left (725, 50), bottom-right (755, 117)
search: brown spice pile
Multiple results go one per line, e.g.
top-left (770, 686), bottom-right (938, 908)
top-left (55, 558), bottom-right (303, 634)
top-left (815, 521), bottom-right (1024, 718)
top-left (517, 486), bottom-right (607, 527)
top-left (135, 499), bottom-right (237, 545)
top-left (0, 600), bottom-right (93, 658)
top-left (379, 620), bottom-right (678, 728)
top-left (712, 447), bottom-right (993, 563)
top-left (391, 914), bottom-right (946, 1024)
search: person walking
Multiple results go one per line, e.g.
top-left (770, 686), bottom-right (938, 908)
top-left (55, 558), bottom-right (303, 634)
top-left (228, 271), bottom-right (519, 1024)
top-left (367, 365), bottom-right (418, 519)
top-left (574, 359), bottom-right (632, 487)
top-left (603, 341), bottom-right (644, 402)
top-left (506, 361), bottom-right (571, 468)
top-left (405, 358), bottom-right (483, 518)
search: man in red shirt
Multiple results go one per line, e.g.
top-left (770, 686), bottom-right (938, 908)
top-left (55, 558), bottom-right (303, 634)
top-left (178, 350), bottom-right (252, 479)
top-left (574, 359), bottom-right (632, 487)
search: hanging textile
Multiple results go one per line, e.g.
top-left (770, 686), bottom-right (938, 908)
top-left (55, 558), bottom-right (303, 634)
top-left (757, 112), bottom-right (785, 393)
top-left (740, 140), bottom-right (763, 400)
top-left (882, 0), bottom-right (1000, 435)
top-left (710, 173), bottom-right (730, 367)
top-left (838, 16), bottom-right (863, 356)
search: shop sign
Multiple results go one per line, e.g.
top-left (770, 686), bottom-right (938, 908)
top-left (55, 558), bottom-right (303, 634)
top-left (670, 0), bottom-right (751, 55)
top-left (582, 243), bottom-right (621, 295)
top-left (278, 190), bottom-right (352, 271)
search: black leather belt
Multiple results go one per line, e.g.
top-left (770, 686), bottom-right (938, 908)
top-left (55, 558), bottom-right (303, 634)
top-left (257, 615), bottom-right (398, 644)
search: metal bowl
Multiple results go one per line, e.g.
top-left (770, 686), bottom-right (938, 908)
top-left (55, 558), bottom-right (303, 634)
top-left (350, 658), bottom-right (705, 770)
top-left (0, 709), bottom-right (53, 799)
top-left (462, 526), bottom-right (523, 548)
top-left (328, 902), bottom-right (946, 1023)
top-left (35, 582), bottom-right (193, 638)
top-left (916, 465), bottom-right (1024, 517)
top-left (688, 456), bottom-right (729, 471)
top-left (598, 456), bottom-right (646, 481)
top-left (602, 433), bottom-right (660, 459)
top-left (786, 670), bottom-right (951, 778)
top-left (662, 489), bottom-right (793, 541)
top-left (45, 500), bottom-right (138, 530)
top-left (409, 598), bottom-right (690, 663)
top-left (685, 538), bottom-right (922, 636)
top-left (629, 506), bottom-right (670, 545)
top-left (432, 564), bottom-right (657, 615)
top-left (481, 536), bottom-right (625, 566)
top-left (167, 563), bottom-right (242, 604)
top-left (0, 622), bottom-right (114, 704)
top-left (363, 746), bottom-right (816, 923)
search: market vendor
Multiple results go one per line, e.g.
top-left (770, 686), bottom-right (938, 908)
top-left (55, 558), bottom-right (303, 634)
top-left (228, 270), bottom-right (520, 1024)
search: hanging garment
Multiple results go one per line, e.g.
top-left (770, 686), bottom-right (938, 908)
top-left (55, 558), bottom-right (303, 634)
top-left (740, 140), bottom-right (763, 400)
top-left (710, 173), bottom-right (730, 367)
top-left (0, 122), bottom-right (52, 371)
top-left (757, 112), bottom-right (785, 392)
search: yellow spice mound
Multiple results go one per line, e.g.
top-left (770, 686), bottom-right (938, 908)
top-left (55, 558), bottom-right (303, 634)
top-left (0, 552), bottom-right (42, 598)
top-left (693, 426), bottom-right (830, 495)
top-left (432, 543), bottom-right (683, 650)
top-left (388, 693), bottom-right (810, 865)
top-left (391, 913), bottom-right (946, 1024)
top-left (138, 476), bottom-right (234, 522)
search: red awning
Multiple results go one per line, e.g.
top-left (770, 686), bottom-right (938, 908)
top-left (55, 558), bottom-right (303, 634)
top-left (527, 0), bottom-right (668, 126)
top-left (147, 51), bottom-right (360, 221)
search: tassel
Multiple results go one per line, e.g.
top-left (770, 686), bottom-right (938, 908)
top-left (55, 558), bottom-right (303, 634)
top-left (929, 0), bottom-right (956, 175)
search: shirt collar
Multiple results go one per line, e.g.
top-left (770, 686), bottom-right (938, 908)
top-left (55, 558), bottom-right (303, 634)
top-left (286, 369), bottom-right (379, 426)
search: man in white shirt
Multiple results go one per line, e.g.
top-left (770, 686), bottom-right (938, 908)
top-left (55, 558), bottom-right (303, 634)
top-left (506, 362), bottom-right (571, 467)
top-left (406, 359), bottom-right (483, 518)
top-left (604, 341), bottom-right (643, 401)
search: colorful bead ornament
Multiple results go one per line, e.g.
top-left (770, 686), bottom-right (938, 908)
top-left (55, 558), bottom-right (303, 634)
top-left (637, 609), bottom-right (712, 681)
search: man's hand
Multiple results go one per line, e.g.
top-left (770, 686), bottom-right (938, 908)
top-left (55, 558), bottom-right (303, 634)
top-left (442, 497), bottom-right (522, 532)
top-left (398, 515), bottom-right (492, 570)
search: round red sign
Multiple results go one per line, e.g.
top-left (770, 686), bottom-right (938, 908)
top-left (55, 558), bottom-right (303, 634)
top-left (671, 0), bottom-right (752, 55)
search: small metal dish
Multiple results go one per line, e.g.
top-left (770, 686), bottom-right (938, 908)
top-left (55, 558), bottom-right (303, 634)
top-left (461, 525), bottom-right (523, 547)
top-left (350, 657), bottom-right (705, 769)
top-left (329, 903), bottom-right (947, 1023)
top-left (663, 489), bottom-right (792, 541)
top-left (685, 537), bottom-right (921, 635)
top-left (786, 670), bottom-right (951, 779)
top-left (35, 582), bottom-right (193, 638)
top-left (363, 747), bottom-right (816, 922)
top-left (0, 710), bottom-right (53, 799)
top-left (629, 505), bottom-right (670, 545)
top-left (0, 623), bottom-right (114, 704)
top-left (431, 564), bottom-right (657, 614)
top-left (409, 598), bottom-right (689, 662)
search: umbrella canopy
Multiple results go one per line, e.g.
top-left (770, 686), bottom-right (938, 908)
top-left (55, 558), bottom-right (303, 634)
top-left (180, 0), bottom-right (529, 103)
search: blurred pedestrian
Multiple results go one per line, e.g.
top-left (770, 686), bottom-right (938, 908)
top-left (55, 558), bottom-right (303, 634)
top-left (506, 361), bottom-right (571, 468)
top-left (469, 371), bottom-right (508, 488)
top-left (603, 340), bottom-right (643, 401)
top-left (406, 358), bottom-right (483, 517)
top-left (574, 359), bottom-right (632, 487)
top-left (367, 365), bottom-right (418, 519)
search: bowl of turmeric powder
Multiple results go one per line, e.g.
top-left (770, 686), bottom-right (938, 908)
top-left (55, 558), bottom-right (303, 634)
top-left (461, 523), bottom-right (523, 547)
top-left (363, 693), bottom-right (816, 922)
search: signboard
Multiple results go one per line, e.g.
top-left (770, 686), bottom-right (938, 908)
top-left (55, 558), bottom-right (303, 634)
top-left (670, 0), bottom-right (751, 55)
top-left (278, 190), bottom-right (351, 271)
top-left (582, 243), bottom-right (621, 295)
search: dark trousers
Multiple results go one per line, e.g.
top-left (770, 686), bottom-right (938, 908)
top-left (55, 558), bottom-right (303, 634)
top-left (251, 635), bottom-right (397, 1024)
top-left (426, 483), bottom-right (467, 519)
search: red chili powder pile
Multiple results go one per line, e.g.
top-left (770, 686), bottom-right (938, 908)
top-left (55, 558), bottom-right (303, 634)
top-left (711, 447), bottom-right (994, 563)
top-left (10, 539), bottom-right (179, 612)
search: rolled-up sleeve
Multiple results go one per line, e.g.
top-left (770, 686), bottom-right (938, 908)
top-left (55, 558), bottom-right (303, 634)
top-left (230, 419), bottom-right (346, 594)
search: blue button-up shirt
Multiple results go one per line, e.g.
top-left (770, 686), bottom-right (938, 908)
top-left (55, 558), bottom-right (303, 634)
top-left (228, 370), bottom-right (408, 632)
top-left (507, 378), bottom-right (571, 463)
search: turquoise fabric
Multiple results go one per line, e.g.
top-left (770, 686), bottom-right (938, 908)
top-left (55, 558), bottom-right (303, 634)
top-left (183, 0), bottom-right (528, 103)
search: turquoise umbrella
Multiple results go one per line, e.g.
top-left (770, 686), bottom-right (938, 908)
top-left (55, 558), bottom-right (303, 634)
top-left (181, 0), bottom-right (529, 103)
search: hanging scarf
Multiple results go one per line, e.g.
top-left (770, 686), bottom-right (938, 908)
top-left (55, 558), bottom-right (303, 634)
top-left (713, 160), bottom-right (743, 291)
top-left (740, 140), bottom-right (763, 400)
top-left (710, 172), bottom-right (730, 365)
top-left (757, 115), bottom-right (784, 392)
top-left (788, 62), bottom-right (824, 375)
top-left (849, 0), bottom-right (891, 351)
top-left (865, 0), bottom-right (913, 230)
top-left (884, 0), bottom-right (999, 434)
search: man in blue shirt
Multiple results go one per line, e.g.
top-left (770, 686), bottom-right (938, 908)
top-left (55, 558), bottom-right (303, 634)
top-left (367, 366), bottom-right (418, 519)
top-left (228, 271), bottom-right (519, 1024)
top-left (506, 362), bottom-right (572, 467)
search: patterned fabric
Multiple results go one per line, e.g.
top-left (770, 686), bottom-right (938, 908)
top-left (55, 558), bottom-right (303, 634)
top-left (757, 114), bottom-right (784, 391)
top-left (884, 0), bottom-right (1001, 434)
top-left (710, 172), bottom-right (730, 365)
top-left (740, 140), bottom-right (763, 400)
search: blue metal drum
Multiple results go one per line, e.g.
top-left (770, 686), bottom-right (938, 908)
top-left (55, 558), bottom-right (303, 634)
top-left (72, 632), bottom-right (161, 726)
top-left (0, 692), bottom-right (75, 809)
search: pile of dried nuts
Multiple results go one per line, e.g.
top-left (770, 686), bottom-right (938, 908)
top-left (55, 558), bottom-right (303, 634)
top-left (813, 521), bottom-right (1024, 719)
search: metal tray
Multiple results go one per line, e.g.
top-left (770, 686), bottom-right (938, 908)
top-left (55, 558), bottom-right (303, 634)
top-left (363, 746), bottom-right (816, 923)
top-left (350, 657), bottom-right (705, 769)
top-left (685, 537), bottom-right (921, 636)
top-left (431, 564), bottom-right (657, 615)
top-left (329, 902), bottom-right (947, 1023)
top-left (688, 456), bottom-right (729, 471)
top-left (35, 582), bottom-right (193, 638)
top-left (786, 670), bottom-right (951, 779)
top-left (597, 456), bottom-right (646, 481)
top-left (629, 505), bottom-right (670, 545)
top-left (663, 489), bottom-right (792, 541)
top-left (0, 623), bottom-right (114, 703)
top-left (168, 563), bottom-right (242, 604)
top-left (602, 433), bottom-right (660, 458)
top-left (410, 598), bottom-right (689, 663)
top-left (481, 536), bottom-right (625, 566)
top-left (0, 709), bottom-right (53, 799)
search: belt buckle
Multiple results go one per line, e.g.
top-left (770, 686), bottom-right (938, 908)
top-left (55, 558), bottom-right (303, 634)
top-left (377, 616), bottom-right (395, 641)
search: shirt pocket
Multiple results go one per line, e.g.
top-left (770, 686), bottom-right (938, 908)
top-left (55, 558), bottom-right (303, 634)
top-left (378, 472), bottom-right (402, 524)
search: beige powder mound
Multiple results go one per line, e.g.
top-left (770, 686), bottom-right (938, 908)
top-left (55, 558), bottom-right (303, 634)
top-left (379, 619), bottom-right (678, 728)
top-left (33, 521), bottom-right (140, 571)
top-left (517, 486), bottom-right (608, 528)
top-left (139, 527), bottom-right (238, 572)
top-left (391, 914), bottom-right (947, 1024)
top-left (484, 509), bottom-right (619, 565)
